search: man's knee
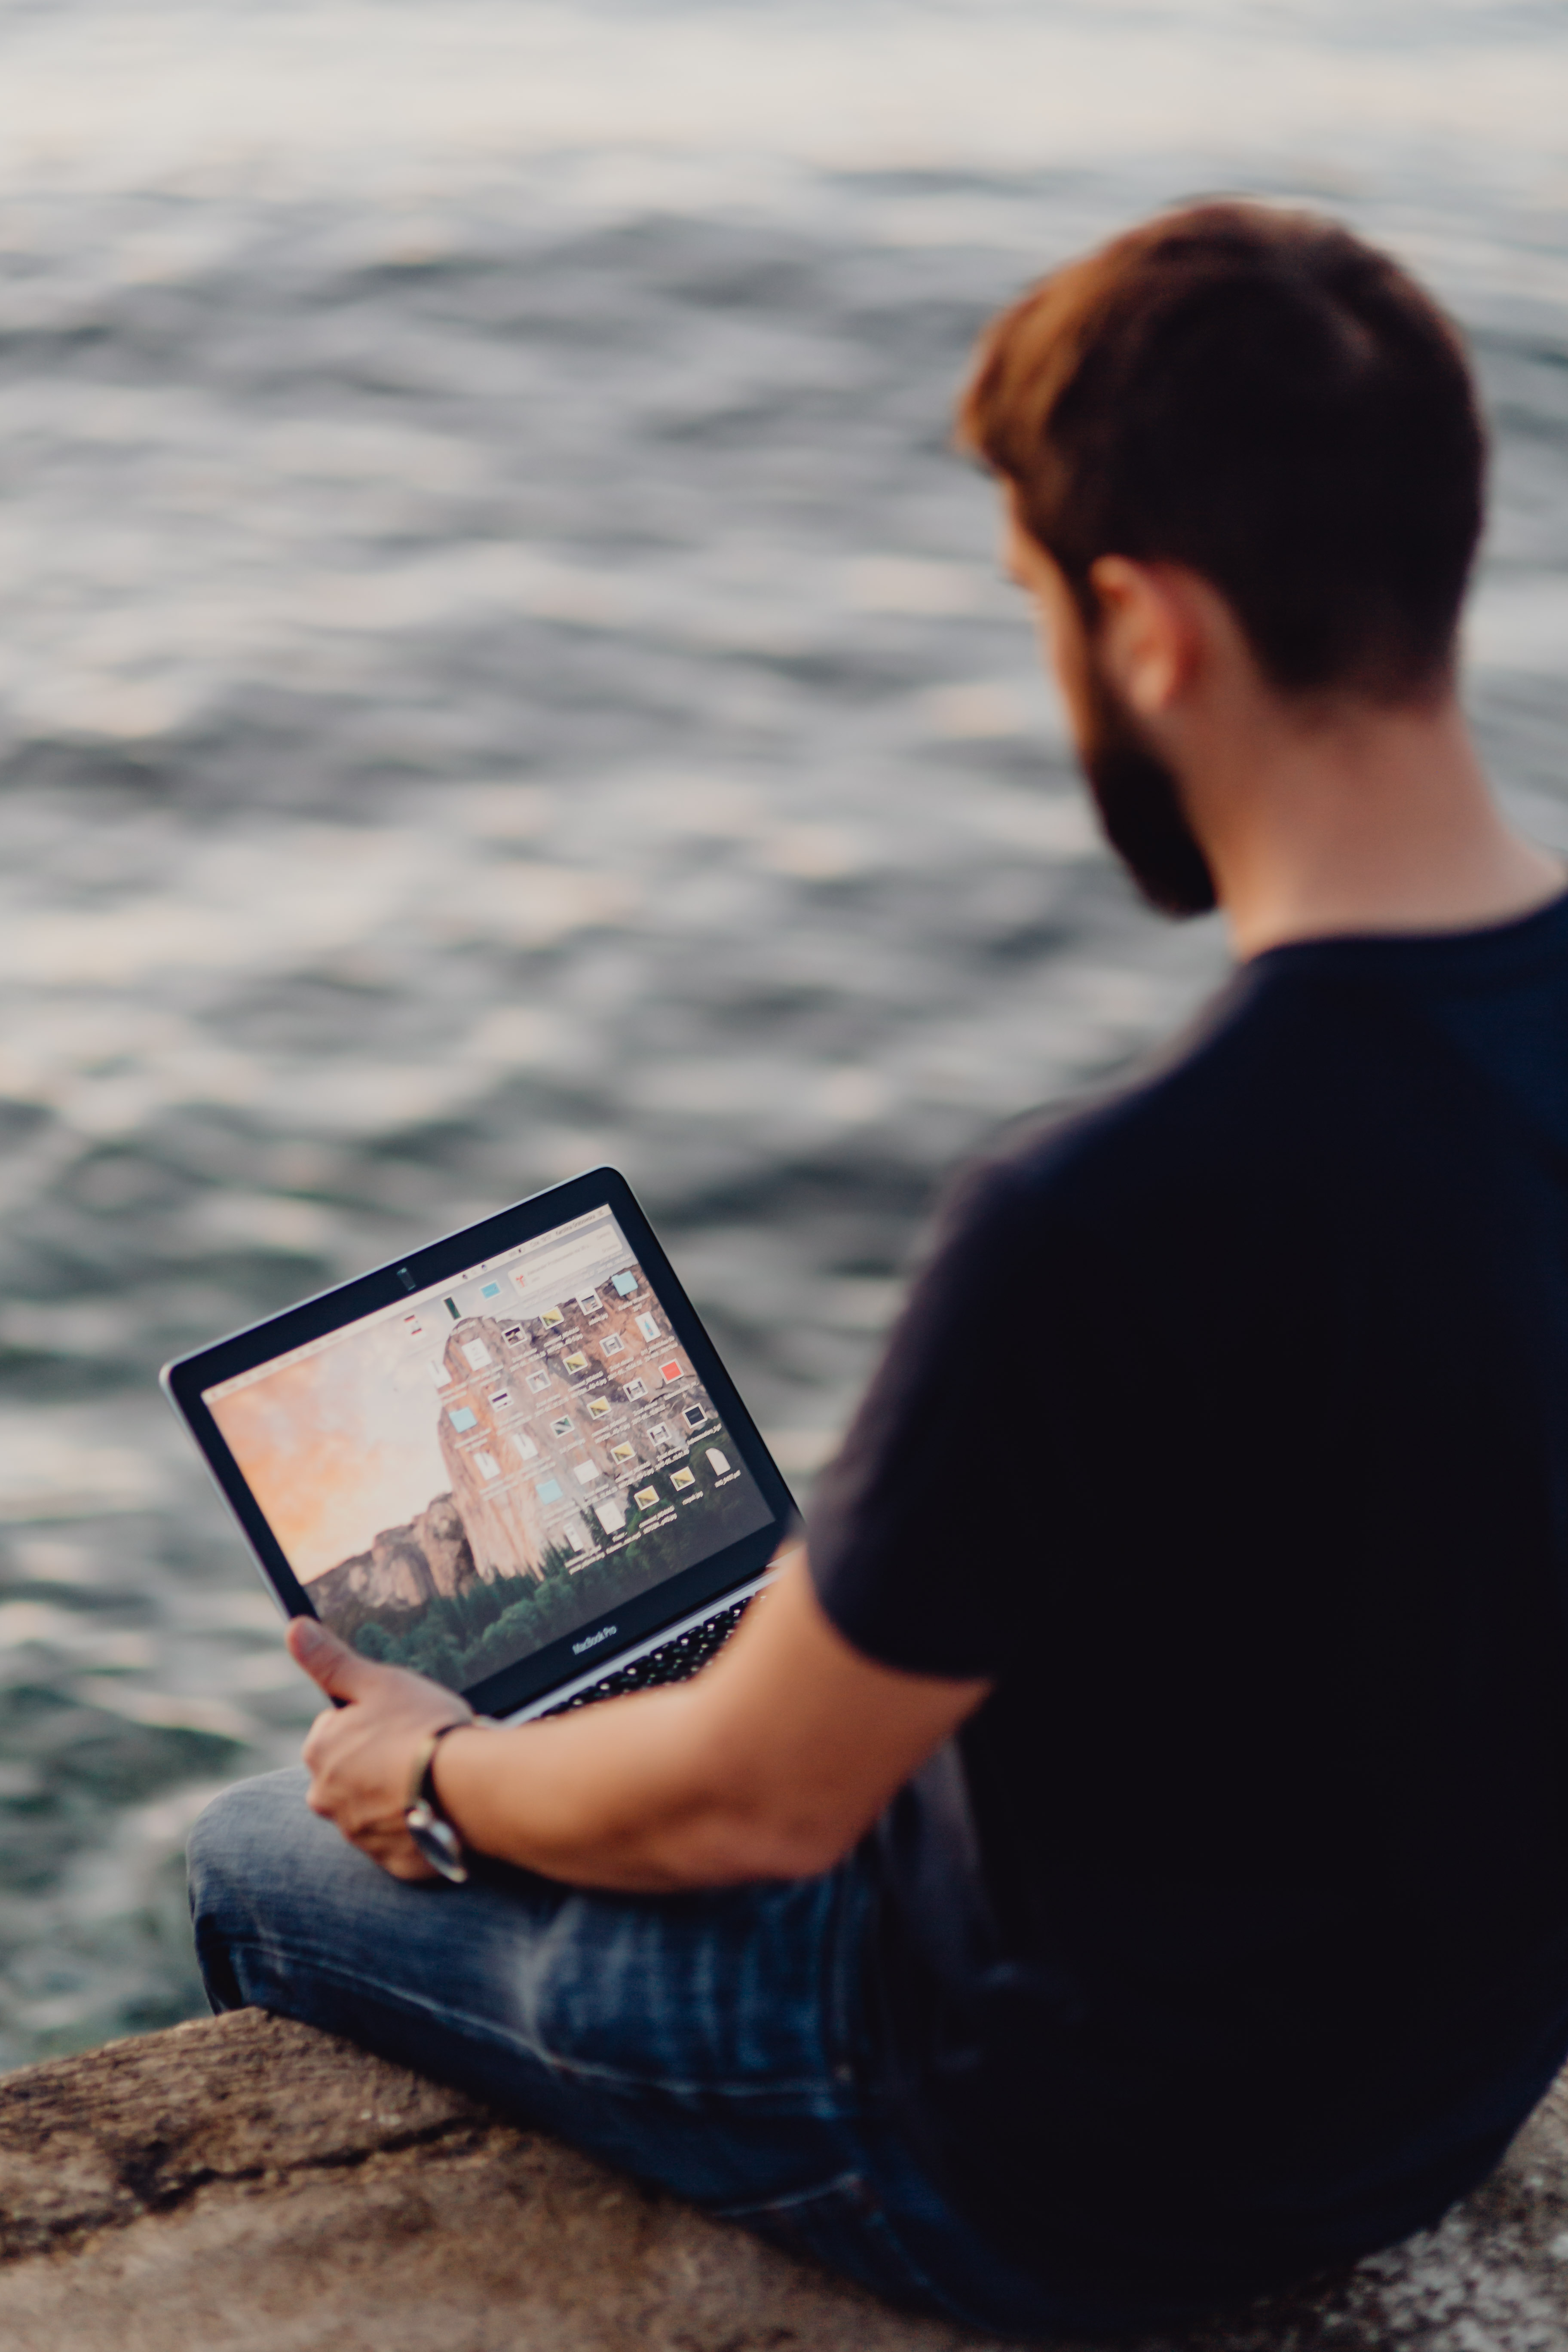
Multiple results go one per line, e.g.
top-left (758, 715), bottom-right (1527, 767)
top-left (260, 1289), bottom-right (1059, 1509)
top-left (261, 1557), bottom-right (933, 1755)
top-left (188, 1766), bottom-right (310, 1897)
top-left (187, 1766), bottom-right (315, 2000)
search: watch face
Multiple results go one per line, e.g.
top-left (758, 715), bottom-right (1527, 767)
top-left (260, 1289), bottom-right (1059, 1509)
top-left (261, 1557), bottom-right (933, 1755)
top-left (404, 1798), bottom-right (469, 1884)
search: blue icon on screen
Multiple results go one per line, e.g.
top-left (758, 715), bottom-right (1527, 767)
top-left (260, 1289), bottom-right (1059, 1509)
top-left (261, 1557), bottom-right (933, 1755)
top-left (535, 1478), bottom-right (564, 1504)
top-left (448, 1406), bottom-right (478, 1431)
top-left (612, 1271), bottom-right (637, 1295)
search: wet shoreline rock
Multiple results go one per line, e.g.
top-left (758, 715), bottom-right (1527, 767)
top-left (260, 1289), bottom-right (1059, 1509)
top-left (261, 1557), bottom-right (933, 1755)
top-left (0, 2009), bottom-right (1563, 2350)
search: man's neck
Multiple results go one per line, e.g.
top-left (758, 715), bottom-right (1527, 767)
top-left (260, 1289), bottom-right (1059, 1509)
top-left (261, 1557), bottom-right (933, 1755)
top-left (1181, 687), bottom-right (1565, 961)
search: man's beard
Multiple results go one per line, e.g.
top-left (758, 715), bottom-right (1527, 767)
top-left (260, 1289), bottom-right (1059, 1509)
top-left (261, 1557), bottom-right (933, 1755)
top-left (1077, 657), bottom-right (1216, 919)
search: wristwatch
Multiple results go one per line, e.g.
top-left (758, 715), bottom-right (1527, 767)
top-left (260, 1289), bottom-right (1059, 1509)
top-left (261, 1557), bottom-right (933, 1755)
top-left (404, 1718), bottom-right (491, 1883)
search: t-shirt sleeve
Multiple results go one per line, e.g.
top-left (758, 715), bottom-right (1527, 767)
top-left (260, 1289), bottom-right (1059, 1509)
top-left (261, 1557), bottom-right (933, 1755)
top-left (807, 1150), bottom-right (1080, 1681)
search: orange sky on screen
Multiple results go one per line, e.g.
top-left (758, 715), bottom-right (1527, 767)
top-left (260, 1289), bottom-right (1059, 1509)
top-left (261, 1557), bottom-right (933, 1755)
top-left (208, 1339), bottom-right (448, 1584)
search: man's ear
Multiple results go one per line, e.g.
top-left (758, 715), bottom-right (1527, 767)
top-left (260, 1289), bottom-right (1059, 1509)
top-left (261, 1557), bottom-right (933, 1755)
top-left (1087, 556), bottom-right (1200, 718)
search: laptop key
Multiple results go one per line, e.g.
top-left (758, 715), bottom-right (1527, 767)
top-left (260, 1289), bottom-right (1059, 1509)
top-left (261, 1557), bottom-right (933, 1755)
top-left (537, 1598), bottom-right (751, 1719)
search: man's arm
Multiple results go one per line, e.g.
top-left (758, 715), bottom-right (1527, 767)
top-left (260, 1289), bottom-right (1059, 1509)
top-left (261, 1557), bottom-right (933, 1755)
top-left (288, 1550), bottom-right (990, 1892)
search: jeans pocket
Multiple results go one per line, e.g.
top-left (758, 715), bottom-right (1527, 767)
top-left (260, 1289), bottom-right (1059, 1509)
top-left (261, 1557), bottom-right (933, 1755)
top-left (716, 2167), bottom-right (942, 2313)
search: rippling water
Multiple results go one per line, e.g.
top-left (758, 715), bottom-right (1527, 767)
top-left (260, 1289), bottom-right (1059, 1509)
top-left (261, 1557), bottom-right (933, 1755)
top-left (0, 0), bottom-right (1566, 2068)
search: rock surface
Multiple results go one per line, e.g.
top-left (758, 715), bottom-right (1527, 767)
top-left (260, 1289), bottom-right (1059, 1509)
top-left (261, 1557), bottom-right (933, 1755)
top-left (312, 1492), bottom-right (484, 1624)
top-left (0, 2010), bottom-right (1564, 2351)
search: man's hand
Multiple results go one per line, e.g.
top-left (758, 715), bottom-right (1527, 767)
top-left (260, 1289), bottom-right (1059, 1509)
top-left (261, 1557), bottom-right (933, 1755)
top-left (287, 1617), bottom-right (473, 1880)
top-left (285, 1556), bottom-right (988, 1895)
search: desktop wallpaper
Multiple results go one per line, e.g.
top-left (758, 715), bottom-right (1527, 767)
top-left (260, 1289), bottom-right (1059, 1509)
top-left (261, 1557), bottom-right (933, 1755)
top-left (208, 1232), bottom-right (771, 1690)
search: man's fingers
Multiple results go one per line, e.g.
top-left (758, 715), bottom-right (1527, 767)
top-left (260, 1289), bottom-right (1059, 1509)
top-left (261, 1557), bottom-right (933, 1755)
top-left (344, 1820), bottom-right (437, 1880)
top-left (286, 1614), bottom-right (371, 1702)
top-left (369, 1833), bottom-right (438, 1881)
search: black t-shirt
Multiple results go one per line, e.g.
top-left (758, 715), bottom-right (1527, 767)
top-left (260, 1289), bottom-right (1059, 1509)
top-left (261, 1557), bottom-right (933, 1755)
top-left (809, 891), bottom-right (1568, 2315)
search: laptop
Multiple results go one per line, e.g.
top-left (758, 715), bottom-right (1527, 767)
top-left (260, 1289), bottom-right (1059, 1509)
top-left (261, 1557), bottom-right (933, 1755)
top-left (161, 1167), bottom-right (798, 1724)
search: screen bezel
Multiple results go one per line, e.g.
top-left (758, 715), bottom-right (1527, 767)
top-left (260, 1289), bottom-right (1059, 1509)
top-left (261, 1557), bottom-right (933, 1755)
top-left (161, 1167), bottom-right (797, 1717)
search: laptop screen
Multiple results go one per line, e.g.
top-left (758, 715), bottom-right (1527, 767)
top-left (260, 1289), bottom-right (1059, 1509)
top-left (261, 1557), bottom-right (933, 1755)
top-left (201, 1203), bottom-right (773, 1696)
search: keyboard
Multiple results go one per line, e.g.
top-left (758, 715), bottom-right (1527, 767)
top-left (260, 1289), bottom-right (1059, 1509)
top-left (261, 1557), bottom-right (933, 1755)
top-left (537, 1595), bottom-right (752, 1716)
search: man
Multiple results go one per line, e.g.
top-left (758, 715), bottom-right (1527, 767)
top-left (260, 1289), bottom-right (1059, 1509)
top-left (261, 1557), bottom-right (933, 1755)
top-left (189, 203), bottom-right (1568, 2334)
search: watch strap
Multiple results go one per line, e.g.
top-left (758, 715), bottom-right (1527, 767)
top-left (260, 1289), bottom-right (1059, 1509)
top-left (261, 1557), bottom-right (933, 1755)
top-left (407, 1716), bottom-right (477, 1812)
top-left (404, 1718), bottom-right (492, 1885)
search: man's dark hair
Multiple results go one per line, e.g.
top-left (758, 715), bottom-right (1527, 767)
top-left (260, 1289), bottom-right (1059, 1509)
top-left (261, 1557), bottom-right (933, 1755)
top-left (958, 202), bottom-right (1485, 703)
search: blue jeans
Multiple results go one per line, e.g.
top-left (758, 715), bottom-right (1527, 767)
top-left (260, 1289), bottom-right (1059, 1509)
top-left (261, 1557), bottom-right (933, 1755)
top-left (187, 1767), bottom-right (1112, 2339)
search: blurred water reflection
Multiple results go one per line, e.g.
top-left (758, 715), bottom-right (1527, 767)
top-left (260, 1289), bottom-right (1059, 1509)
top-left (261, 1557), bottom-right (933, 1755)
top-left (0, 0), bottom-right (1566, 2066)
